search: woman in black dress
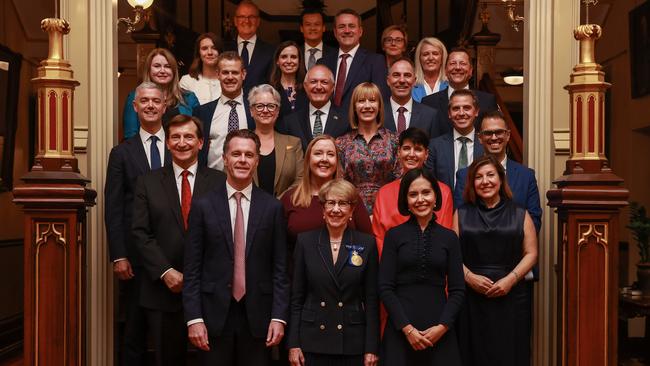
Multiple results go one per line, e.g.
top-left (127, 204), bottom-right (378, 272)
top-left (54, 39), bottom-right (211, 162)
top-left (288, 179), bottom-right (379, 366)
top-left (454, 155), bottom-right (538, 366)
top-left (379, 168), bottom-right (465, 365)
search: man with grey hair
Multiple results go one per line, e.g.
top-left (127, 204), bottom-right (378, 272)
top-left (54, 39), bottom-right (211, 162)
top-left (105, 81), bottom-right (171, 365)
top-left (277, 64), bottom-right (349, 151)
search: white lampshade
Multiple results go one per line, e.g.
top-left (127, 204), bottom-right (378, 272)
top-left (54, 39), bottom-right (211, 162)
top-left (503, 75), bottom-right (524, 86)
top-left (127, 0), bottom-right (154, 9)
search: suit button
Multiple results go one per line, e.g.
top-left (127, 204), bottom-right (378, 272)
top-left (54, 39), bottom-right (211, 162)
top-left (320, 301), bottom-right (326, 307)
top-left (338, 302), bottom-right (343, 307)
top-left (227, 283), bottom-right (232, 288)
top-left (319, 325), bottom-right (325, 330)
top-left (337, 324), bottom-right (343, 330)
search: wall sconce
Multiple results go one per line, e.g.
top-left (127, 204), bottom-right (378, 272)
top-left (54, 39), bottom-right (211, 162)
top-left (502, 68), bottom-right (524, 86)
top-left (502, 0), bottom-right (524, 32)
top-left (118, 0), bottom-right (155, 33)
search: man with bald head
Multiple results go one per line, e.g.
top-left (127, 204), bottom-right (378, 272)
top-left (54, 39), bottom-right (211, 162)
top-left (277, 64), bottom-right (349, 150)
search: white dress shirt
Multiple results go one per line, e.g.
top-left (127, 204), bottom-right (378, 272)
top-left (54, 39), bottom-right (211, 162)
top-left (237, 34), bottom-right (257, 64)
top-left (390, 97), bottom-right (413, 129)
top-left (335, 44), bottom-right (360, 82)
top-left (304, 41), bottom-right (323, 69)
top-left (139, 127), bottom-right (165, 169)
top-left (453, 128), bottom-right (475, 174)
top-left (309, 101), bottom-right (331, 134)
top-left (179, 74), bottom-right (222, 105)
top-left (447, 84), bottom-right (470, 98)
top-left (208, 93), bottom-right (247, 171)
top-left (423, 79), bottom-right (444, 95)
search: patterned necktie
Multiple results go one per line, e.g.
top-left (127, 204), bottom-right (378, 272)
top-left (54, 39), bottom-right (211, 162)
top-left (458, 136), bottom-right (470, 170)
top-left (397, 106), bottom-right (407, 134)
top-left (308, 48), bottom-right (318, 70)
top-left (149, 135), bottom-right (161, 170)
top-left (241, 40), bottom-right (250, 68)
top-left (232, 192), bottom-right (246, 301)
top-left (333, 53), bottom-right (350, 107)
top-left (180, 170), bottom-right (191, 230)
top-left (226, 100), bottom-right (240, 132)
top-left (313, 110), bottom-right (324, 136)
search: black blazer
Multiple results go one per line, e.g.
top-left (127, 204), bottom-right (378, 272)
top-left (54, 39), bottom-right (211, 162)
top-left (383, 99), bottom-right (441, 139)
top-left (183, 183), bottom-right (290, 338)
top-left (193, 97), bottom-right (255, 166)
top-left (276, 86), bottom-right (309, 121)
top-left (104, 136), bottom-right (171, 265)
top-left (224, 37), bottom-right (275, 94)
top-left (318, 47), bottom-right (389, 125)
top-left (277, 104), bottom-right (350, 151)
top-left (425, 131), bottom-right (484, 189)
top-left (287, 228), bottom-right (379, 356)
top-left (421, 88), bottom-right (498, 136)
top-left (132, 165), bottom-right (225, 312)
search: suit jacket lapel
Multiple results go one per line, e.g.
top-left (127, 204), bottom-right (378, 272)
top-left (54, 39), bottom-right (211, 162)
top-left (130, 137), bottom-right (150, 174)
top-left (506, 159), bottom-right (520, 193)
top-left (383, 103), bottom-right (397, 132)
top-left (343, 49), bottom-right (367, 96)
top-left (299, 108), bottom-right (313, 141)
top-left (161, 166), bottom-right (184, 231)
top-left (245, 187), bottom-right (263, 258)
top-left (322, 108), bottom-right (342, 136)
top-left (316, 230), bottom-right (342, 289)
top-left (472, 132), bottom-right (484, 158)
top-left (444, 134), bottom-right (455, 187)
top-left (274, 132), bottom-right (286, 189)
top-left (410, 103), bottom-right (422, 129)
top-left (333, 230), bottom-right (352, 277)
top-left (213, 185), bottom-right (234, 257)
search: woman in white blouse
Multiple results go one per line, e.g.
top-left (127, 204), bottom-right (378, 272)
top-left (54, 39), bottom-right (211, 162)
top-left (179, 32), bottom-right (222, 105)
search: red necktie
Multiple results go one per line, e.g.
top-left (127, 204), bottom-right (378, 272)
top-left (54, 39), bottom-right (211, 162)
top-left (181, 170), bottom-right (191, 230)
top-left (334, 54), bottom-right (350, 107)
top-left (397, 106), bottom-right (407, 133)
top-left (232, 192), bottom-right (246, 301)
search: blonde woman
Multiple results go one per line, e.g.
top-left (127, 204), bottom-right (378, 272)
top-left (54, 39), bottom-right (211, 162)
top-left (412, 37), bottom-right (448, 102)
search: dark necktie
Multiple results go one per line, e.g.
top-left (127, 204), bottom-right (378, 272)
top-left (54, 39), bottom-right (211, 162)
top-left (397, 106), bottom-right (407, 133)
top-left (149, 135), bottom-right (161, 170)
top-left (232, 192), bottom-right (246, 301)
top-left (333, 53), bottom-right (350, 107)
top-left (226, 100), bottom-right (240, 132)
top-left (308, 48), bottom-right (318, 70)
top-left (241, 40), bottom-right (250, 68)
top-left (180, 170), bottom-right (191, 230)
top-left (313, 110), bottom-right (324, 136)
top-left (458, 136), bottom-right (470, 170)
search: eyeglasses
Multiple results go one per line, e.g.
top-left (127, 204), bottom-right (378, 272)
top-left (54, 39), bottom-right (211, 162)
top-left (235, 15), bottom-right (259, 21)
top-left (323, 200), bottom-right (352, 210)
top-left (479, 129), bottom-right (509, 138)
top-left (252, 103), bottom-right (279, 112)
top-left (383, 37), bottom-right (405, 45)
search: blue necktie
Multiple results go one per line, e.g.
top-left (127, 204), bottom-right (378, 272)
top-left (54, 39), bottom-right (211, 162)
top-left (149, 135), bottom-right (161, 170)
top-left (241, 41), bottom-right (250, 68)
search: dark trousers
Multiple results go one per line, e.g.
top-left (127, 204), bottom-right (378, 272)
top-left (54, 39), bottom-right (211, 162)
top-left (199, 298), bottom-right (270, 366)
top-left (120, 276), bottom-right (147, 366)
top-left (145, 308), bottom-right (188, 366)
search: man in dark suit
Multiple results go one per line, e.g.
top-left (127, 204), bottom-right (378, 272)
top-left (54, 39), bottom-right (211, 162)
top-left (421, 47), bottom-right (498, 136)
top-left (105, 81), bottom-right (171, 365)
top-left (425, 89), bottom-right (484, 189)
top-left (384, 57), bottom-right (441, 139)
top-left (277, 65), bottom-right (349, 150)
top-left (299, 9), bottom-right (336, 71)
top-left (183, 129), bottom-right (290, 366)
top-left (194, 51), bottom-right (254, 171)
top-left (318, 8), bottom-right (389, 126)
top-left (223, 0), bottom-right (275, 93)
top-left (132, 115), bottom-right (226, 366)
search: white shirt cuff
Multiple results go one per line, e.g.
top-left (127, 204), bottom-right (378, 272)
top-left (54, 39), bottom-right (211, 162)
top-left (187, 318), bottom-right (204, 326)
top-left (271, 318), bottom-right (287, 325)
top-left (524, 270), bottom-right (534, 281)
top-left (160, 268), bottom-right (173, 280)
top-left (113, 258), bottom-right (127, 263)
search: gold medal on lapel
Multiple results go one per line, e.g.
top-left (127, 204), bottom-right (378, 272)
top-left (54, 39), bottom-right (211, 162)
top-left (350, 251), bottom-right (363, 266)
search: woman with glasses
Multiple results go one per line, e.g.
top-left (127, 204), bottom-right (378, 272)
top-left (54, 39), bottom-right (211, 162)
top-left (248, 84), bottom-right (303, 197)
top-left (412, 37), bottom-right (449, 102)
top-left (288, 179), bottom-right (379, 366)
top-left (381, 25), bottom-right (408, 68)
top-left (179, 32), bottom-right (222, 105)
top-left (269, 41), bottom-right (308, 120)
top-left (122, 48), bottom-right (200, 140)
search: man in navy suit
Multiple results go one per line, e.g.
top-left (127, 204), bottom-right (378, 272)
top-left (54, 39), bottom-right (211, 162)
top-left (194, 52), bottom-right (254, 171)
top-left (384, 57), bottom-right (441, 139)
top-left (421, 47), bottom-right (497, 136)
top-left (424, 89), bottom-right (484, 189)
top-left (277, 65), bottom-right (349, 150)
top-left (223, 1), bottom-right (275, 94)
top-left (184, 129), bottom-right (290, 366)
top-left (105, 81), bottom-right (171, 365)
top-left (299, 9), bottom-right (336, 71)
top-left (132, 115), bottom-right (226, 365)
top-left (318, 8), bottom-right (389, 125)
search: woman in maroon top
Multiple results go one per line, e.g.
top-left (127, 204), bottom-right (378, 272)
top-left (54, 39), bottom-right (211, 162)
top-left (281, 135), bottom-right (372, 263)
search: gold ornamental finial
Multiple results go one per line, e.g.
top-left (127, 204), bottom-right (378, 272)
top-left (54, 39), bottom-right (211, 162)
top-left (41, 18), bottom-right (70, 61)
top-left (574, 24), bottom-right (602, 65)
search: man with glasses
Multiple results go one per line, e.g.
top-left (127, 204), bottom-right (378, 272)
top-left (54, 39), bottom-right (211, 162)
top-left (421, 47), bottom-right (497, 136)
top-left (194, 52), bottom-right (254, 171)
top-left (224, 0), bottom-right (274, 94)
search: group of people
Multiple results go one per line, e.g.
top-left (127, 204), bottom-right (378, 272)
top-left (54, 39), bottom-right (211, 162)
top-left (106, 1), bottom-right (543, 366)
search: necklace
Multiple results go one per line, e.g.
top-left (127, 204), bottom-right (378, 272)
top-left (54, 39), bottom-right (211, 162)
top-left (330, 239), bottom-right (342, 251)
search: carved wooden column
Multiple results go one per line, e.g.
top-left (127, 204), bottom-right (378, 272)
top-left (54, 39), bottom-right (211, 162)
top-left (547, 23), bottom-right (628, 366)
top-left (12, 18), bottom-right (96, 366)
top-left (472, 3), bottom-right (501, 84)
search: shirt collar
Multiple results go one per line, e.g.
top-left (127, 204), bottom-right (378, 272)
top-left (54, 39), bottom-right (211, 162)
top-left (453, 128), bottom-right (475, 142)
top-left (221, 93), bottom-right (245, 106)
top-left (309, 101), bottom-right (331, 115)
top-left (338, 44), bottom-right (360, 58)
top-left (501, 155), bottom-right (508, 170)
top-left (139, 126), bottom-right (165, 145)
top-left (390, 97), bottom-right (413, 112)
top-left (172, 161), bottom-right (198, 178)
top-left (447, 84), bottom-right (470, 98)
top-left (306, 41), bottom-right (323, 52)
top-left (237, 34), bottom-right (257, 45)
top-left (226, 181), bottom-right (253, 201)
